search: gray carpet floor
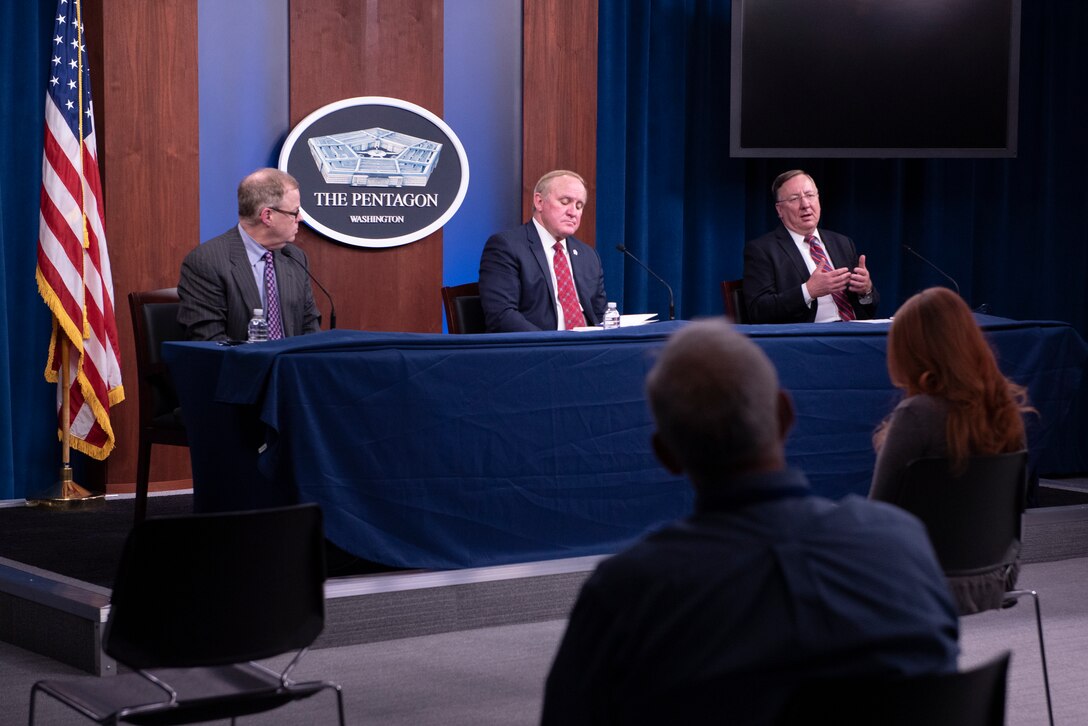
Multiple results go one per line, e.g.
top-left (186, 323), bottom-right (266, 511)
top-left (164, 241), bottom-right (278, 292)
top-left (5, 556), bottom-right (1087, 725)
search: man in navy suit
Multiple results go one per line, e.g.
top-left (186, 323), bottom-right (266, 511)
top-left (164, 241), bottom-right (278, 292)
top-left (479, 170), bottom-right (606, 332)
top-left (743, 170), bottom-right (879, 324)
top-left (178, 168), bottom-right (321, 341)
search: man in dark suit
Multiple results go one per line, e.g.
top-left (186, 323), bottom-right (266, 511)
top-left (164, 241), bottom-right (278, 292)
top-left (178, 168), bottom-right (321, 341)
top-left (541, 319), bottom-right (959, 725)
top-left (743, 170), bottom-right (879, 324)
top-left (479, 170), bottom-right (606, 332)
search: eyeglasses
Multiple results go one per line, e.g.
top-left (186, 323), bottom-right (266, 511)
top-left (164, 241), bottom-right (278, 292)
top-left (269, 206), bottom-right (301, 220)
top-left (775, 192), bottom-right (819, 206)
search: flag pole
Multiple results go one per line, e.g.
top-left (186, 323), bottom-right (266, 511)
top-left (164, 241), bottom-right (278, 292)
top-left (27, 341), bottom-right (103, 508)
top-left (28, 0), bottom-right (107, 508)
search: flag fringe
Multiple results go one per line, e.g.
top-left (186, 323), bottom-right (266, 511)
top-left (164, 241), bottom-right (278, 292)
top-left (36, 266), bottom-right (123, 461)
top-left (36, 266), bottom-right (85, 380)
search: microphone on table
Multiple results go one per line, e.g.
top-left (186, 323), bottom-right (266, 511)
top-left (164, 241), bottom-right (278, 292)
top-left (280, 246), bottom-right (337, 330)
top-left (615, 244), bottom-right (676, 321)
top-left (902, 244), bottom-right (961, 296)
top-left (902, 244), bottom-right (991, 314)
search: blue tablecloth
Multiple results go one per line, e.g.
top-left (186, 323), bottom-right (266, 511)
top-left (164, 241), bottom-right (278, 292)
top-left (164, 316), bottom-right (1088, 569)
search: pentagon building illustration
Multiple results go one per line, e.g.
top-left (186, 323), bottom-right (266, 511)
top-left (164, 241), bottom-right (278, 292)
top-left (307, 128), bottom-right (443, 187)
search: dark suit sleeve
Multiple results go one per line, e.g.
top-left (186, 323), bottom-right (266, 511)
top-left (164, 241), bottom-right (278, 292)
top-left (302, 291), bottom-right (321, 333)
top-left (177, 245), bottom-right (231, 342)
top-left (478, 232), bottom-right (547, 332)
top-left (743, 234), bottom-right (813, 324)
top-left (572, 240), bottom-right (606, 326)
top-left (301, 290), bottom-right (321, 334)
top-left (279, 246), bottom-right (322, 335)
top-left (855, 292), bottom-right (879, 319)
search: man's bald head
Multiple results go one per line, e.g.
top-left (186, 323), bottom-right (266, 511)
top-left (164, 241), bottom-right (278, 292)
top-left (646, 319), bottom-right (791, 486)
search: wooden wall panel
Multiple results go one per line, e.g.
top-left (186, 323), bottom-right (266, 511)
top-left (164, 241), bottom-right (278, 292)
top-left (92, 0), bottom-right (200, 489)
top-left (86, 0), bottom-right (587, 488)
top-left (522, 0), bottom-right (598, 246)
top-left (289, 0), bottom-right (444, 333)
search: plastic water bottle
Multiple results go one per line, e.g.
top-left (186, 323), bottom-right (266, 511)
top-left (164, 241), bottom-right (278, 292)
top-left (247, 308), bottom-right (269, 343)
top-left (603, 302), bottom-right (621, 330)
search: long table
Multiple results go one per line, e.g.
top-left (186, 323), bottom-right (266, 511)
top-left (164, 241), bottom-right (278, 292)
top-left (164, 316), bottom-right (1088, 569)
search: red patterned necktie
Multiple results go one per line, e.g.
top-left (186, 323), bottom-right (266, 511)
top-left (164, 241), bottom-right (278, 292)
top-left (552, 242), bottom-right (586, 329)
top-left (263, 251), bottom-right (284, 339)
top-left (805, 235), bottom-right (855, 322)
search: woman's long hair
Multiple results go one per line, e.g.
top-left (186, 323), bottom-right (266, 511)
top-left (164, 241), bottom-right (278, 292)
top-left (875, 287), bottom-right (1031, 467)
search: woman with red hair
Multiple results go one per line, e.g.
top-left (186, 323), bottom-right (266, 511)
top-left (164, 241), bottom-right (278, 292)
top-left (870, 286), bottom-right (1032, 611)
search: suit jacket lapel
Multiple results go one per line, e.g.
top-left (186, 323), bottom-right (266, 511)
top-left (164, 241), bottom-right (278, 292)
top-left (566, 238), bottom-right (593, 316)
top-left (525, 223), bottom-right (557, 306)
top-left (229, 232), bottom-right (262, 317)
top-left (822, 234), bottom-right (852, 269)
top-left (776, 226), bottom-right (810, 280)
top-left (567, 238), bottom-right (585, 282)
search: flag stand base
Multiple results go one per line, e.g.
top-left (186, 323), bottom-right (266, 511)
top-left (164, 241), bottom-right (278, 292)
top-left (26, 465), bottom-right (105, 509)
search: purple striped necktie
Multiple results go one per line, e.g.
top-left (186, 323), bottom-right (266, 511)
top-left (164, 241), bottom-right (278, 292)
top-left (805, 235), bottom-right (855, 322)
top-left (263, 251), bottom-right (284, 339)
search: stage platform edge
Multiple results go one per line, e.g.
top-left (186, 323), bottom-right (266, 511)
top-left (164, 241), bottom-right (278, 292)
top-left (3, 483), bottom-right (1088, 676)
top-left (0, 550), bottom-right (602, 676)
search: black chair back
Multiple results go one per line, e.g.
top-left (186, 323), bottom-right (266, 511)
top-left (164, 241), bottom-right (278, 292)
top-left (131, 289), bottom-right (188, 422)
top-left (105, 504), bottom-right (326, 668)
top-left (128, 288), bottom-right (189, 523)
top-left (720, 279), bottom-right (747, 323)
top-left (894, 451), bottom-right (1027, 574)
top-left (893, 451), bottom-right (1051, 724)
top-left (442, 282), bottom-right (485, 334)
top-left (778, 652), bottom-right (1010, 726)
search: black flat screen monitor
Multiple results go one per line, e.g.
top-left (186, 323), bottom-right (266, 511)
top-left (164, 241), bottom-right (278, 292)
top-left (729, 0), bottom-right (1021, 158)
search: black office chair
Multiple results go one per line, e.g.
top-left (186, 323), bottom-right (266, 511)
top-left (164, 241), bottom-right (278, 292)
top-left (441, 281), bottom-right (485, 334)
top-left (778, 651), bottom-right (1010, 726)
top-left (127, 288), bottom-right (189, 523)
top-left (720, 279), bottom-right (747, 323)
top-left (893, 451), bottom-right (1053, 726)
top-left (29, 503), bottom-right (345, 725)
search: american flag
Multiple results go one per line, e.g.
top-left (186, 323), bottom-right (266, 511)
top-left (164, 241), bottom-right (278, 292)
top-left (36, 0), bottom-right (124, 460)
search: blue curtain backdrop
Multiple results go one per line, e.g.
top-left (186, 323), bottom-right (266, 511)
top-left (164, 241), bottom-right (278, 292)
top-left (0, 1), bottom-right (1085, 499)
top-left (0, 1), bottom-right (64, 500)
top-left (597, 0), bottom-right (1088, 337)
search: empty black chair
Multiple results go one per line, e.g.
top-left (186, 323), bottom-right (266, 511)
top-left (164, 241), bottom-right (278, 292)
top-left (127, 288), bottom-right (189, 523)
top-left (29, 504), bottom-right (345, 725)
top-left (778, 651), bottom-right (1010, 726)
top-left (894, 451), bottom-right (1053, 726)
top-left (720, 279), bottom-right (747, 323)
top-left (441, 281), bottom-right (485, 334)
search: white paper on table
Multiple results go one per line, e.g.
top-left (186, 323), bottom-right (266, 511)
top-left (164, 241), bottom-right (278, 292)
top-left (573, 313), bottom-right (659, 332)
top-left (619, 313), bottom-right (658, 327)
top-left (849, 318), bottom-right (894, 324)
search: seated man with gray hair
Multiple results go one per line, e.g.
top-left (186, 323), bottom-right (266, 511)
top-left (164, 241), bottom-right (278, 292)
top-left (541, 319), bottom-right (958, 725)
top-left (178, 168), bottom-right (321, 341)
